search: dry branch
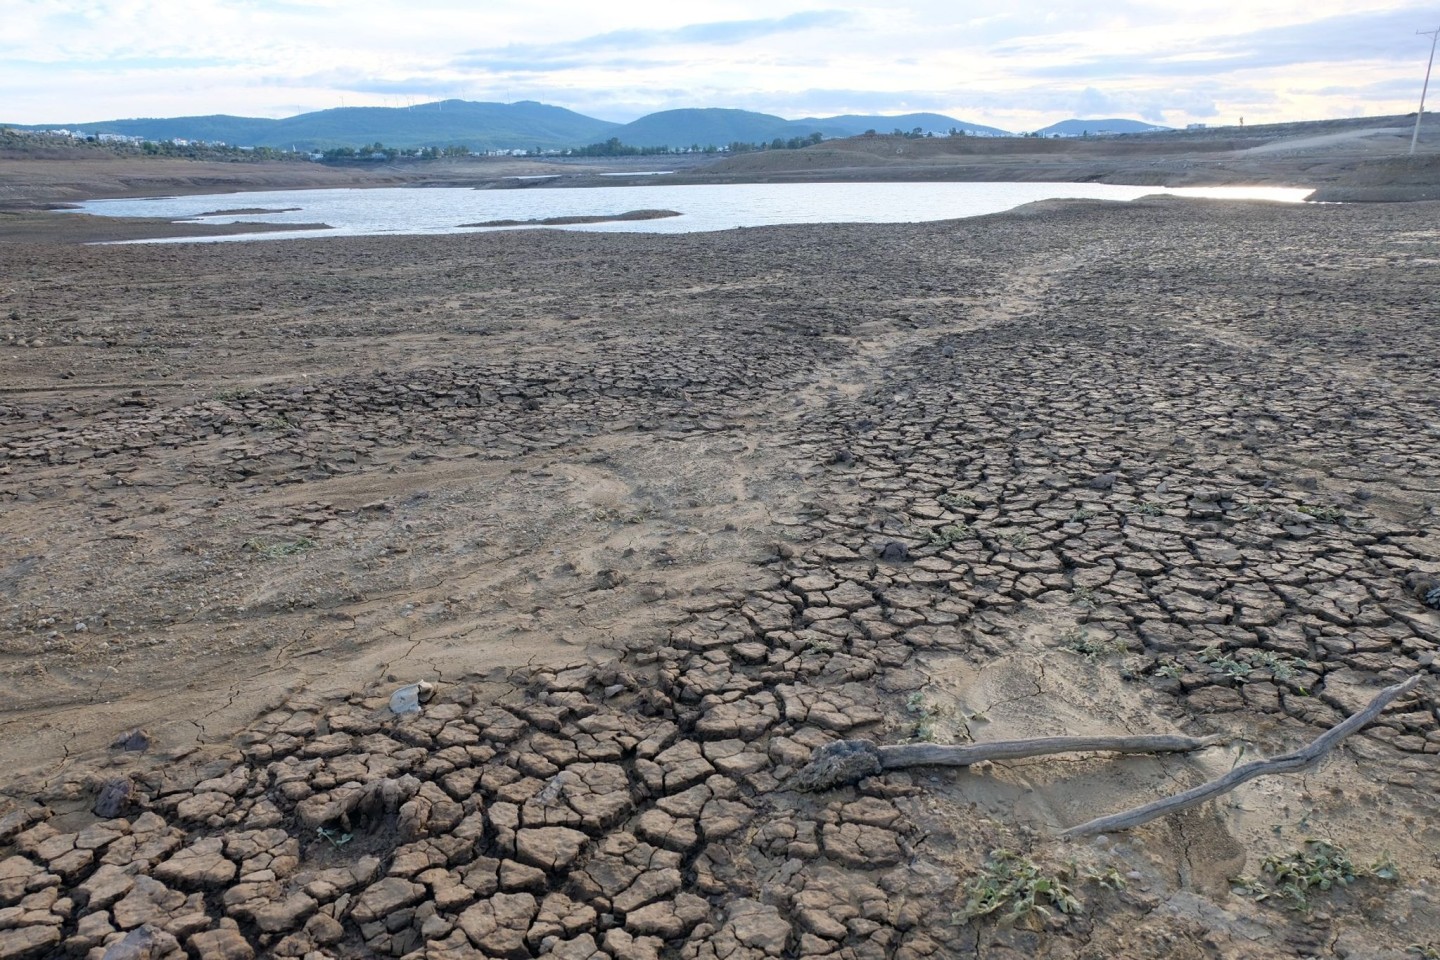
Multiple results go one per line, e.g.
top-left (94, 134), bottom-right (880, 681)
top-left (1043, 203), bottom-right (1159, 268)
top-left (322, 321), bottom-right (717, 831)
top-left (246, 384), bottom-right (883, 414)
top-left (877, 734), bottom-right (1224, 770)
top-left (1060, 674), bottom-right (1422, 838)
top-left (789, 732), bottom-right (1222, 792)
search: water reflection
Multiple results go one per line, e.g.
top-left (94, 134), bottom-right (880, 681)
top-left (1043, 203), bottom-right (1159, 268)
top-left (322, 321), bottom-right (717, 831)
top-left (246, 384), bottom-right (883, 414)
top-left (72, 181), bottom-right (1316, 243)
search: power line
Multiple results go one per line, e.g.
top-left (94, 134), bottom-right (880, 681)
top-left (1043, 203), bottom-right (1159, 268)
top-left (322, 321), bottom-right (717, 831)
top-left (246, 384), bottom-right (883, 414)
top-left (1412, 27), bottom-right (1440, 155)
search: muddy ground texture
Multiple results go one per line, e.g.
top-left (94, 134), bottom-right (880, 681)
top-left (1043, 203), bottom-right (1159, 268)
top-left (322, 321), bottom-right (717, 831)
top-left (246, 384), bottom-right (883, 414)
top-left (1, 198), bottom-right (1439, 959)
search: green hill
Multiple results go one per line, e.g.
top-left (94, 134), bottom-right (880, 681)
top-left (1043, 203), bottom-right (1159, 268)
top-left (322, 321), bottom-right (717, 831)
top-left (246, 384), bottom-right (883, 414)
top-left (611, 109), bottom-right (810, 148)
top-left (801, 113), bottom-right (1010, 137)
top-left (12, 101), bottom-right (621, 152)
top-left (8, 100), bottom-right (1011, 152)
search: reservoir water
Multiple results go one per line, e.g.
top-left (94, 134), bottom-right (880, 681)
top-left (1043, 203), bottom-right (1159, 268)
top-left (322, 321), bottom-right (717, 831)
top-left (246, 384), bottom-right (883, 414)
top-left (70, 181), bottom-right (1315, 243)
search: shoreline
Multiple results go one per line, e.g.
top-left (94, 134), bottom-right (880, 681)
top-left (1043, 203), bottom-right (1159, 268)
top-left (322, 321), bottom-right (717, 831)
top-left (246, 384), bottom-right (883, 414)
top-left (4, 115), bottom-right (1439, 243)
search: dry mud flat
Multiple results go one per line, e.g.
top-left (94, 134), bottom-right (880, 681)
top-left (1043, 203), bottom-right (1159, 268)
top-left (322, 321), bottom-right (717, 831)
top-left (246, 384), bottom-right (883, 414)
top-left (1, 197), bottom-right (1439, 959)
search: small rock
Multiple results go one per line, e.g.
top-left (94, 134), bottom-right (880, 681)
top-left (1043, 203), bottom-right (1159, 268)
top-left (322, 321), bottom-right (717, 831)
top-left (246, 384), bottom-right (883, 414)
top-left (94, 779), bottom-right (134, 819)
top-left (111, 730), bottom-right (150, 753)
top-left (187, 927), bottom-right (256, 960)
top-left (879, 541), bottom-right (909, 563)
top-left (390, 681), bottom-right (436, 715)
top-left (349, 877), bottom-right (425, 924)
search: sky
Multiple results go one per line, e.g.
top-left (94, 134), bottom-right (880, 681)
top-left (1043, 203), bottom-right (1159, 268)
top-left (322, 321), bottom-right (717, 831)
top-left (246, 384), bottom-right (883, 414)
top-left (3, 1), bottom-right (1438, 130)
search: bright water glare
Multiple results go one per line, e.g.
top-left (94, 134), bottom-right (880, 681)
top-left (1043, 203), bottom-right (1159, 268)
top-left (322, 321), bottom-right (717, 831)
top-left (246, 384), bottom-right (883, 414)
top-left (71, 181), bottom-right (1315, 243)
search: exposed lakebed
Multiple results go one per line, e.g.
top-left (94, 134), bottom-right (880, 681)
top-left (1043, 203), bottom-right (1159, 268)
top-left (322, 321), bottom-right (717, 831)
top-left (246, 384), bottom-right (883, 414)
top-left (67, 181), bottom-right (1314, 242)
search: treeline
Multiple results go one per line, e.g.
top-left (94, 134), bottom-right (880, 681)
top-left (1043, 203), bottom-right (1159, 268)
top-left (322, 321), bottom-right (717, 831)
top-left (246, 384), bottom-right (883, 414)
top-left (858, 127), bottom-right (967, 139)
top-left (723, 132), bottom-right (825, 154)
top-left (137, 140), bottom-right (292, 160)
top-left (566, 132), bottom-right (826, 157)
top-left (320, 142), bottom-right (475, 160)
top-left (0, 128), bottom-right (305, 163)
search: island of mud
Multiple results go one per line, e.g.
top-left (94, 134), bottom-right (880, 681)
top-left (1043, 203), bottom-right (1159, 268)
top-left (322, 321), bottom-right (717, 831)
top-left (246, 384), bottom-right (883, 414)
top-left (458, 210), bottom-right (681, 228)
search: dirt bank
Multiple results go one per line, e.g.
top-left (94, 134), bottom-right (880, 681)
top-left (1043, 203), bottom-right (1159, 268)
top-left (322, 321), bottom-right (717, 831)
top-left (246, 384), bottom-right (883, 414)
top-left (668, 115), bottom-right (1440, 202)
top-left (0, 196), bottom-right (1437, 958)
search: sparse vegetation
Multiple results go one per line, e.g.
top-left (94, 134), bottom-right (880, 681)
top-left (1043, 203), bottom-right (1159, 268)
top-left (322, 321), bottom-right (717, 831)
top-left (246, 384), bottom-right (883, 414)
top-left (1060, 627), bottom-right (1126, 661)
top-left (1297, 504), bottom-right (1345, 523)
top-left (1197, 645), bottom-right (1254, 682)
top-left (1153, 659), bottom-right (1184, 681)
top-left (905, 691), bottom-right (944, 741)
top-left (212, 387), bottom-right (252, 402)
top-left (1000, 530), bottom-right (1032, 549)
top-left (938, 491), bottom-right (975, 510)
top-left (929, 522), bottom-right (973, 547)
top-left (957, 850), bottom-right (1082, 926)
top-left (1233, 839), bottom-right (1397, 911)
top-left (1197, 646), bottom-right (1308, 684)
top-left (1245, 649), bottom-right (1307, 681)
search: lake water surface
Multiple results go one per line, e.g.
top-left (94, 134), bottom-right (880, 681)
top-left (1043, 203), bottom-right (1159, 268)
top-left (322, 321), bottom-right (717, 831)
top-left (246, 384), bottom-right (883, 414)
top-left (72, 181), bottom-right (1315, 243)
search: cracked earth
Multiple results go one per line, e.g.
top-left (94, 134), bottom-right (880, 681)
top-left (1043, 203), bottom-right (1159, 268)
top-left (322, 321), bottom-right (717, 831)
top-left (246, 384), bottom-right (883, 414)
top-left (1, 196), bottom-right (1439, 959)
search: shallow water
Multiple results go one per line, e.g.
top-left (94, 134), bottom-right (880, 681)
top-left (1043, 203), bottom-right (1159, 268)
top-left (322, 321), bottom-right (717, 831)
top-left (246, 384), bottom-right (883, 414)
top-left (71, 181), bottom-right (1315, 243)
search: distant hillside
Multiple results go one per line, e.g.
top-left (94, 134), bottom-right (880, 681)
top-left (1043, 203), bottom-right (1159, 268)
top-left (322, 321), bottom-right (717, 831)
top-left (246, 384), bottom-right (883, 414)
top-left (11, 101), bottom-right (621, 152)
top-left (1034, 118), bottom-right (1170, 137)
top-left (8, 99), bottom-right (1007, 152)
top-left (611, 109), bottom-right (804, 149)
top-left (613, 108), bottom-right (1007, 148)
top-left (802, 113), bottom-right (1010, 137)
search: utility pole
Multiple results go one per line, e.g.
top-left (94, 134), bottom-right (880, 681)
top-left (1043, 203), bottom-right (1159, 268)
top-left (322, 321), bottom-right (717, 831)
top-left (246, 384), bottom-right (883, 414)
top-left (1412, 27), bottom-right (1440, 155)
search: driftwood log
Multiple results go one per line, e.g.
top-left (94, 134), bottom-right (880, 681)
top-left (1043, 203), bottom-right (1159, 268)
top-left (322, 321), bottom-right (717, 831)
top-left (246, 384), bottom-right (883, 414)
top-left (788, 733), bottom-right (1223, 793)
top-left (789, 674), bottom-right (1421, 839)
top-left (1061, 674), bottom-right (1421, 837)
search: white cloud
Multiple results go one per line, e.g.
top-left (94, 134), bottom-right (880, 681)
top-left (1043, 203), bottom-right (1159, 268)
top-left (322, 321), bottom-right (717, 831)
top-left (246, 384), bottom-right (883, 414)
top-left (2, 1), bottom-right (1435, 126)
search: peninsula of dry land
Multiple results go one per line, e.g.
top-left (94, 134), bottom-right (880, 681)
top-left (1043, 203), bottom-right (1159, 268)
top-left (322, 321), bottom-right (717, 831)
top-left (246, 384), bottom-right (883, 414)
top-left (0, 123), bottom-right (1438, 960)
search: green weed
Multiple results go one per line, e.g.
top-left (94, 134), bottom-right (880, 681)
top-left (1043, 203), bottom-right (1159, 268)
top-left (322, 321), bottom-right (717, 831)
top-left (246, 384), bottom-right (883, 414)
top-left (905, 692), bottom-right (943, 741)
top-left (1198, 646), bottom-right (1307, 684)
top-left (1197, 645), bottom-right (1254, 682)
top-left (929, 523), bottom-right (974, 547)
top-left (1080, 865), bottom-right (1128, 891)
top-left (1233, 839), bottom-right (1398, 911)
top-left (938, 492), bottom-right (976, 511)
top-left (1297, 504), bottom-right (1345, 523)
top-left (957, 850), bottom-right (1082, 927)
top-left (904, 692), bottom-right (971, 742)
top-left (212, 387), bottom-right (252, 402)
top-left (1153, 659), bottom-right (1184, 681)
top-left (1061, 627), bottom-right (1126, 661)
top-left (1245, 650), bottom-right (1307, 681)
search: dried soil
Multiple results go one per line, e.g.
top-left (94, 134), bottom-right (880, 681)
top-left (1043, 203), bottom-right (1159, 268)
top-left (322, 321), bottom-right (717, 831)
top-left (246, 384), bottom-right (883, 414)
top-left (1, 196), bottom-right (1438, 959)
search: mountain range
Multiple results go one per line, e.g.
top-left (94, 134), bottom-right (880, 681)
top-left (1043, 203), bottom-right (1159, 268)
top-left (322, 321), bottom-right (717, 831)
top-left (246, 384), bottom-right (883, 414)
top-left (5, 100), bottom-right (1163, 152)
